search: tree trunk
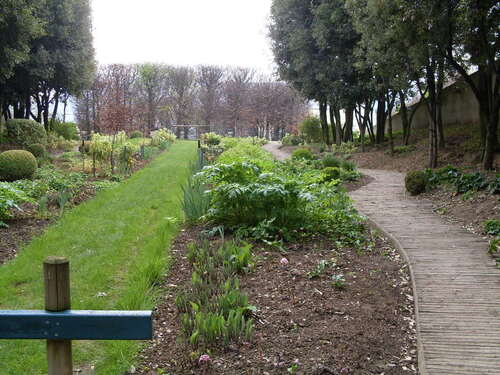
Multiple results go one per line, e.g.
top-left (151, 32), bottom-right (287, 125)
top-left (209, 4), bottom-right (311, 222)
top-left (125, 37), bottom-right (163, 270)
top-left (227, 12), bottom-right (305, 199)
top-left (386, 93), bottom-right (396, 156)
top-left (333, 107), bottom-right (342, 146)
top-left (319, 100), bottom-right (330, 146)
top-left (376, 94), bottom-right (386, 144)
top-left (436, 62), bottom-right (445, 149)
top-left (399, 91), bottom-right (410, 146)
top-left (51, 91), bottom-right (60, 122)
top-left (343, 106), bottom-right (354, 142)
top-left (329, 104), bottom-right (336, 144)
top-left (423, 67), bottom-right (438, 169)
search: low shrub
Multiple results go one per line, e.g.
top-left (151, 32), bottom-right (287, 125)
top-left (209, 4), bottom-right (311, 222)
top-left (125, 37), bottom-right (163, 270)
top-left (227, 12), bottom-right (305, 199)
top-left (405, 170), bottom-right (427, 195)
top-left (217, 144), bottom-right (275, 171)
top-left (49, 120), bottom-right (79, 140)
top-left (0, 183), bottom-right (32, 227)
top-left (332, 142), bottom-right (357, 155)
top-left (281, 134), bottom-right (302, 146)
top-left (489, 237), bottom-right (500, 255)
top-left (341, 159), bottom-right (356, 171)
top-left (292, 148), bottom-right (314, 160)
top-left (151, 128), bottom-right (176, 146)
top-left (26, 143), bottom-right (47, 158)
top-left (322, 154), bottom-right (342, 168)
top-left (322, 167), bottom-right (341, 181)
top-left (484, 219), bottom-right (500, 236)
top-left (129, 130), bottom-right (143, 139)
top-left (299, 116), bottom-right (322, 143)
top-left (201, 132), bottom-right (222, 146)
top-left (0, 150), bottom-right (38, 181)
top-left (6, 119), bottom-right (46, 146)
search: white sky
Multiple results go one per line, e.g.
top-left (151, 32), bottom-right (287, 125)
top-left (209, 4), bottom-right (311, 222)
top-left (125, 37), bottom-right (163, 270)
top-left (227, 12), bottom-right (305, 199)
top-left (91, 0), bottom-right (275, 74)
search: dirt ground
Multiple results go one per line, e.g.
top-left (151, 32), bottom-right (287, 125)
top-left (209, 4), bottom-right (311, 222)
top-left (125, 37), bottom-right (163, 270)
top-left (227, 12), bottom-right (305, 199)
top-left (137, 226), bottom-right (418, 375)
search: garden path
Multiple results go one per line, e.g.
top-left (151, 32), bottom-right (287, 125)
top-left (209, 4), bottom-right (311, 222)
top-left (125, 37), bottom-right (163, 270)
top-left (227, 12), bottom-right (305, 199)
top-left (262, 141), bottom-right (290, 161)
top-left (262, 143), bottom-right (500, 374)
top-left (350, 169), bottom-right (500, 375)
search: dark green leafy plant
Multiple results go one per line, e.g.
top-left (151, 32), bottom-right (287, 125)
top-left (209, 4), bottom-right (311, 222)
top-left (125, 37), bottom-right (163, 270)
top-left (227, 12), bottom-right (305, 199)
top-left (0, 183), bottom-right (32, 227)
top-left (5, 119), bottom-right (46, 146)
top-left (455, 172), bottom-right (488, 194)
top-left (484, 220), bottom-right (500, 236)
top-left (322, 153), bottom-right (341, 168)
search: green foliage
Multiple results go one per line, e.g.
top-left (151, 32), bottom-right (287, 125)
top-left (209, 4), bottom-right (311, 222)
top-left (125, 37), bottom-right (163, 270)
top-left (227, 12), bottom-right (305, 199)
top-left (129, 130), bottom-right (143, 139)
top-left (34, 165), bottom-right (86, 193)
top-left (281, 133), bottom-right (302, 146)
top-left (201, 132), bottom-right (222, 146)
top-left (182, 161), bottom-right (210, 224)
top-left (0, 182), bottom-right (32, 227)
top-left (50, 120), bottom-right (79, 140)
top-left (489, 237), bottom-right (500, 255)
top-left (292, 148), bottom-right (314, 160)
top-left (216, 143), bottom-right (275, 171)
top-left (484, 220), bottom-right (500, 236)
top-left (0, 150), bottom-right (38, 181)
top-left (117, 143), bottom-right (137, 174)
top-left (332, 142), bottom-right (358, 155)
top-left (26, 143), bottom-right (47, 158)
top-left (488, 176), bottom-right (500, 194)
top-left (5, 119), bottom-right (46, 146)
top-left (178, 240), bottom-right (254, 349)
top-left (405, 170), bottom-right (427, 196)
top-left (307, 260), bottom-right (331, 279)
top-left (341, 159), bottom-right (356, 171)
top-left (322, 153), bottom-right (341, 168)
top-left (151, 129), bottom-right (176, 146)
top-left (322, 167), bottom-right (341, 182)
top-left (298, 117), bottom-right (322, 143)
top-left (454, 172), bottom-right (488, 194)
top-left (331, 274), bottom-right (346, 289)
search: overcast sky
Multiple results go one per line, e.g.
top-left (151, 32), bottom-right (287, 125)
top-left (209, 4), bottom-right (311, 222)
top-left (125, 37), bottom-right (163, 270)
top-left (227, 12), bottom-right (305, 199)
top-left (91, 0), bottom-right (276, 74)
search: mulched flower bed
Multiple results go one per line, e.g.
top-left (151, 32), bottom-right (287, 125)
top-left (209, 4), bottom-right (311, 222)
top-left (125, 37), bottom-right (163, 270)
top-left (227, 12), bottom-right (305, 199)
top-left (137, 227), bottom-right (418, 375)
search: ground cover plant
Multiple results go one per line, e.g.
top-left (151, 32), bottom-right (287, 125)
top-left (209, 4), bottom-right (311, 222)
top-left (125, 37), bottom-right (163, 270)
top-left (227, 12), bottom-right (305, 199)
top-left (0, 141), bottom-right (197, 374)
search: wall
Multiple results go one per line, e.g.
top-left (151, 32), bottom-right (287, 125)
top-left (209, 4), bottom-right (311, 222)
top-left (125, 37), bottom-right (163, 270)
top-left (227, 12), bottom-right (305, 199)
top-left (389, 74), bottom-right (481, 133)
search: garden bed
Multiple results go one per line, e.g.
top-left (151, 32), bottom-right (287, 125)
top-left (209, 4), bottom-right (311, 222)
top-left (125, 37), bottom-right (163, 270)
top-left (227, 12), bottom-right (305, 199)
top-left (137, 226), bottom-right (418, 375)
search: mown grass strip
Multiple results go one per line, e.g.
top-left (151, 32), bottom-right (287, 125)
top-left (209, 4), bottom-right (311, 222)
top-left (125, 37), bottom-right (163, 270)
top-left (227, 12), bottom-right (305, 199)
top-left (0, 141), bottom-right (197, 374)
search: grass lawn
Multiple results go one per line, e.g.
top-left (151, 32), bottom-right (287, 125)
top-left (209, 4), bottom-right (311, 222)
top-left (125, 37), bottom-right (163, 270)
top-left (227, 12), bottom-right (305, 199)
top-left (0, 141), bottom-right (197, 374)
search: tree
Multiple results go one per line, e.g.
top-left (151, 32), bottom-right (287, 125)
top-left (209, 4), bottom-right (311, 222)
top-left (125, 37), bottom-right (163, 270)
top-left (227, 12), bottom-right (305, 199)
top-left (197, 65), bottom-right (225, 128)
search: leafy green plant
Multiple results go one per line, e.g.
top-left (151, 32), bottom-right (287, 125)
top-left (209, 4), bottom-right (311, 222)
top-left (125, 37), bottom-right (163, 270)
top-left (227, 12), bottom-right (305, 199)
top-left (292, 148), bottom-right (314, 160)
top-left (49, 120), bottom-right (79, 140)
top-left (386, 145), bottom-right (415, 155)
top-left (307, 260), bottom-right (330, 279)
top-left (322, 153), bottom-right (342, 168)
top-left (489, 237), bottom-right (500, 255)
top-left (487, 176), bottom-right (500, 194)
top-left (151, 128), bottom-right (176, 146)
top-left (331, 274), bottom-right (346, 289)
top-left (201, 132), bottom-right (222, 146)
top-left (341, 159), bottom-right (356, 171)
top-left (322, 167), bottom-right (341, 182)
top-left (455, 172), bottom-right (488, 194)
top-left (5, 119), bottom-right (47, 146)
top-left (484, 220), bottom-right (500, 236)
top-left (0, 183), bottom-right (32, 227)
top-left (332, 142), bottom-right (357, 155)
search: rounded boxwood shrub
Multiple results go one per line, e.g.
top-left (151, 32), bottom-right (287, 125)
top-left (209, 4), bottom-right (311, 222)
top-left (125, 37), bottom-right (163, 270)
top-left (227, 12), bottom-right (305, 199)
top-left (322, 167), bottom-right (341, 181)
top-left (0, 150), bottom-right (38, 181)
top-left (292, 148), bottom-right (314, 160)
top-left (26, 143), bottom-right (47, 158)
top-left (405, 170), bottom-right (427, 195)
top-left (323, 153), bottom-right (341, 168)
top-left (130, 130), bottom-right (143, 139)
top-left (6, 119), bottom-right (46, 146)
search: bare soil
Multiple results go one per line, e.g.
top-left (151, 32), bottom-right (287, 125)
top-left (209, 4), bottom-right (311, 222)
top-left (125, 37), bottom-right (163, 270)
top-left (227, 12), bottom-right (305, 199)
top-left (137, 227), bottom-right (418, 375)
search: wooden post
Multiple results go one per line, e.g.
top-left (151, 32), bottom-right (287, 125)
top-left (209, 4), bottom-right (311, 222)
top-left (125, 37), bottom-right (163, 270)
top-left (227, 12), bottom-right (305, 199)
top-left (44, 257), bottom-right (72, 375)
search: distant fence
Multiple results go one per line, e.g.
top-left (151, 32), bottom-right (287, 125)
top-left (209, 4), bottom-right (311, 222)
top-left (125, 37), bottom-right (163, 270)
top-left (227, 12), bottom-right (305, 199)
top-left (389, 73), bottom-right (484, 133)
